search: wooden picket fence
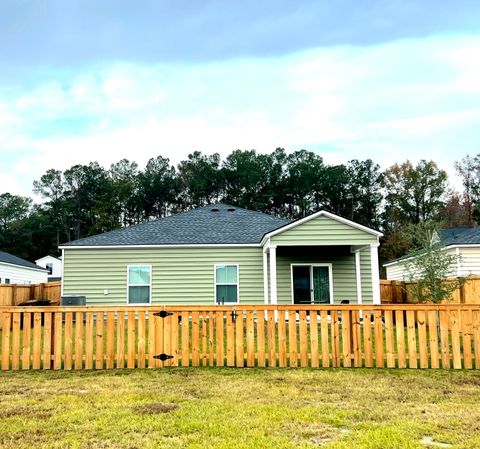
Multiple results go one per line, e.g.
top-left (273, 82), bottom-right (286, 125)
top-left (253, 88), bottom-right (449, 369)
top-left (0, 282), bottom-right (61, 306)
top-left (1, 304), bottom-right (480, 371)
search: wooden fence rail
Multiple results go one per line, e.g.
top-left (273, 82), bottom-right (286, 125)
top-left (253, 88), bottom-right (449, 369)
top-left (0, 282), bottom-right (61, 306)
top-left (1, 304), bottom-right (480, 371)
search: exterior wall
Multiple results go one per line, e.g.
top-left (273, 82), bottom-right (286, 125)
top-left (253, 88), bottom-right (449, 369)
top-left (0, 263), bottom-right (48, 284)
top-left (275, 247), bottom-right (373, 305)
top-left (35, 256), bottom-right (63, 279)
top-left (457, 247), bottom-right (480, 276)
top-left (63, 247), bottom-right (265, 305)
top-left (385, 247), bottom-right (460, 280)
top-left (270, 215), bottom-right (378, 246)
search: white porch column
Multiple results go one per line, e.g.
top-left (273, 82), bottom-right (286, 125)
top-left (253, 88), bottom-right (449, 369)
top-left (354, 250), bottom-right (362, 305)
top-left (269, 245), bottom-right (278, 304)
top-left (263, 248), bottom-right (269, 304)
top-left (370, 243), bottom-right (381, 304)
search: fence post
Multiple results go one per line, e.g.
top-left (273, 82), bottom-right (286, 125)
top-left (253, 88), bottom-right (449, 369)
top-left (12, 284), bottom-right (18, 305)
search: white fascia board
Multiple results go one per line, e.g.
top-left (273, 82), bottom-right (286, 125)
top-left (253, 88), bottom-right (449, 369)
top-left (260, 210), bottom-right (383, 246)
top-left (59, 243), bottom-right (261, 250)
top-left (0, 261), bottom-right (48, 273)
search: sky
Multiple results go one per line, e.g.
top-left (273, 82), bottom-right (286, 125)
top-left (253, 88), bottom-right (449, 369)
top-left (1, 0), bottom-right (480, 197)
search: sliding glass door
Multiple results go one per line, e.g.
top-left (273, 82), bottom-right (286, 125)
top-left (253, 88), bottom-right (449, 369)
top-left (292, 264), bottom-right (331, 304)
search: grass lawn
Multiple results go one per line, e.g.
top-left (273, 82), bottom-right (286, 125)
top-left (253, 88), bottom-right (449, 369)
top-left (0, 369), bottom-right (479, 449)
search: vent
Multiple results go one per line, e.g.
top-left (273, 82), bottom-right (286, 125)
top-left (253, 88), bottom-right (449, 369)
top-left (211, 208), bottom-right (219, 212)
top-left (227, 208), bottom-right (236, 212)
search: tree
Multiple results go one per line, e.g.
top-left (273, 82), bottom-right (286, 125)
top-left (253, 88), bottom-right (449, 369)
top-left (0, 193), bottom-right (31, 231)
top-left (438, 189), bottom-right (472, 228)
top-left (177, 151), bottom-right (223, 209)
top-left (137, 156), bottom-right (178, 219)
top-left (382, 160), bottom-right (448, 228)
top-left (403, 222), bottom-right (465, 303)
top-left (454, 155), bottom-right (476, 226)
top-left (346, 159), bottom-right (383, 229)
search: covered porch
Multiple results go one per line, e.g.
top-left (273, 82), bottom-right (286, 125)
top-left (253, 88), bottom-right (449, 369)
top-left (262, 244), bottom-right (381, 306)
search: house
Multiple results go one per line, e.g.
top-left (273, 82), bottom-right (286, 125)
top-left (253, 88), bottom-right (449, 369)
top-left (0, 250), bottom-right (49, 284)
top-left (35, 255), bottom-right (63, 281)
top-left (384, 227), bottom-right (480, 281)
top-left (60, 204), bottom-right (383, 306)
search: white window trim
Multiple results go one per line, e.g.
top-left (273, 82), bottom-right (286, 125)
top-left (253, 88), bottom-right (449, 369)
top-left (290, 263), bottom-right (334, 305)
top-left (214, 263), bottom-right (240, 305)
top-left (126, 264), bottom-right (152, 305)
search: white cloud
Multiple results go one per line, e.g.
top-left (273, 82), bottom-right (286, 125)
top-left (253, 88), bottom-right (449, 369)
top-left (1, 33), bottom-right (480, 197)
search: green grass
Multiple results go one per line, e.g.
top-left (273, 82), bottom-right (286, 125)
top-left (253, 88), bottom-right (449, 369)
top-left (0, 369), bottom-right (480, 448)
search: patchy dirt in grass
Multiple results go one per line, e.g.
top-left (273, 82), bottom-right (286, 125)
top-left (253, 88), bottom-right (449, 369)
top-left (0, 406), bottom-right (52, 420)
top-left (132, 402), bottom-right (179, 414)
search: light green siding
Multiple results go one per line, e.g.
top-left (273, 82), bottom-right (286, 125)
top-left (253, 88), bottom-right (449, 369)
top-left (63, 247), bottom-right (265, 305)
top-left (270, 215), bottom-right (378, 246)
top-left (275, 247), bottom-right (373, 304)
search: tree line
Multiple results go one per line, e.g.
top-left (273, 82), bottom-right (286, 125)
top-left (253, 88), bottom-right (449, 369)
top-left (0, 148), bottom-right (478, 267)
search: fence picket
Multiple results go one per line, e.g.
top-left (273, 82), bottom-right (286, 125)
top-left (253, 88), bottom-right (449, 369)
top-left (384, 310), bottom-right (395, 368)
top-left (235, 310), bottom-right (244, 367)
top-left (96, 312), bottom-right (104, 370)
top-left (331, 310), bottom-right (341, 367)
top-left (33, 312), bottom-right (42, 370)
top-left (53, 312), bottom-right (62, 370)
top-left (320, 310), bottom-right (329, 368)
top-left (22, 312), bottom-right (31, 370)
top-left (74, 313), bottom-right (84, 370)
top-left (181, 311), bottom-right (190, 367)
top-left (246, 310), bottom-right (254, 367)
top-left (309, 311), bottom-right (319, 368)
top-left (428, 310), bottom-right (439, 369)
top-left (278, 310), bottom-right (287, 367)
top-left (137, 311), bottom-right (146, 369)
top-left (85, 312), bottom-right (94, 370)
top-left (288, 311), bottom-right (297, 367)
top-left (417, 310), bottom-right (428, 369)
top-left (462, 310), bottom-right (473, 370)
top-left (64, 312), bottom-right (73, 370)
top-left (374, 310), bottom-right (384, 368)
top-left (106, 312), bottom-right (115, 369)
top-left (342, 310), bottom-right (352, 367)
top-left (439, 310), bottom-right (450, 368)
top-left (11, 312), bottom-right (20, 370)
top-left (406, 310), bottom-right (417, 369)
top-left (363, 310), bottom-right (373, 368)
top-left (298, 310), bottom-right (307, 368)
top-left (215, 311), bottom-right (224, 366)
top-left (256, 311), bottom-right (266, 367)
top-left (1, 312), bottom-right (11, 370)
top-left (42, 312), bottom-right (52, 370)
top-left (450, 310), bottom-right (462, 369)
top-left (192, 311), bottom-right (200, 366)
top-left (473, 310), bottom-right (480, 369)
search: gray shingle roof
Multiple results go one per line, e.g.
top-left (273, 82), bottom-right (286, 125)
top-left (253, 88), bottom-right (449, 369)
top-left (62, 203), bottom-right (291, 246)
top-left (439, 227), bottom-right (480, 245)
top-left (0, 250), bottom-right (47, 270)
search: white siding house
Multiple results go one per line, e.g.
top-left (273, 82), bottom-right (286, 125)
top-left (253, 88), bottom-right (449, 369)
top-left (0, 250), bottom-right (48, 284)
top-left (384, 228), bottom-right (480, 280)
top-left (35, 255), bottom-right (63, 280)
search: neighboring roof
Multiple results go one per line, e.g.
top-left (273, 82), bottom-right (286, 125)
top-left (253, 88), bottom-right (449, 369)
top-left (384, 226), bottom-right (480, 267)
top-left (61, 203), bottom-right (291, 247)
top-left (439, 227), bottom-right (480, 245)
top-left (0, 250), bottom-right (47, 271)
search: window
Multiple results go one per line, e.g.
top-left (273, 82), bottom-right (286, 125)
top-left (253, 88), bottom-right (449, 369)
top-left (46, 263), bottom-right (53, 275)
top-left (127, 265), bottom-right (151, 304)
top-left (5, 279), bottom-right (10, 284)
top-left (215, 264), bottom-right (239, 304)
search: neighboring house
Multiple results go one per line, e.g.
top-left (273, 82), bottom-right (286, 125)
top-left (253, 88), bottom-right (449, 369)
top-left (0, 250), bottom-right (49, 284)
top-left (35, 255), bottom-right (63, 281)
top-left (60, 203), bottom-right (383, 306)
top-left (384, 227), bottom-right (480, 281)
